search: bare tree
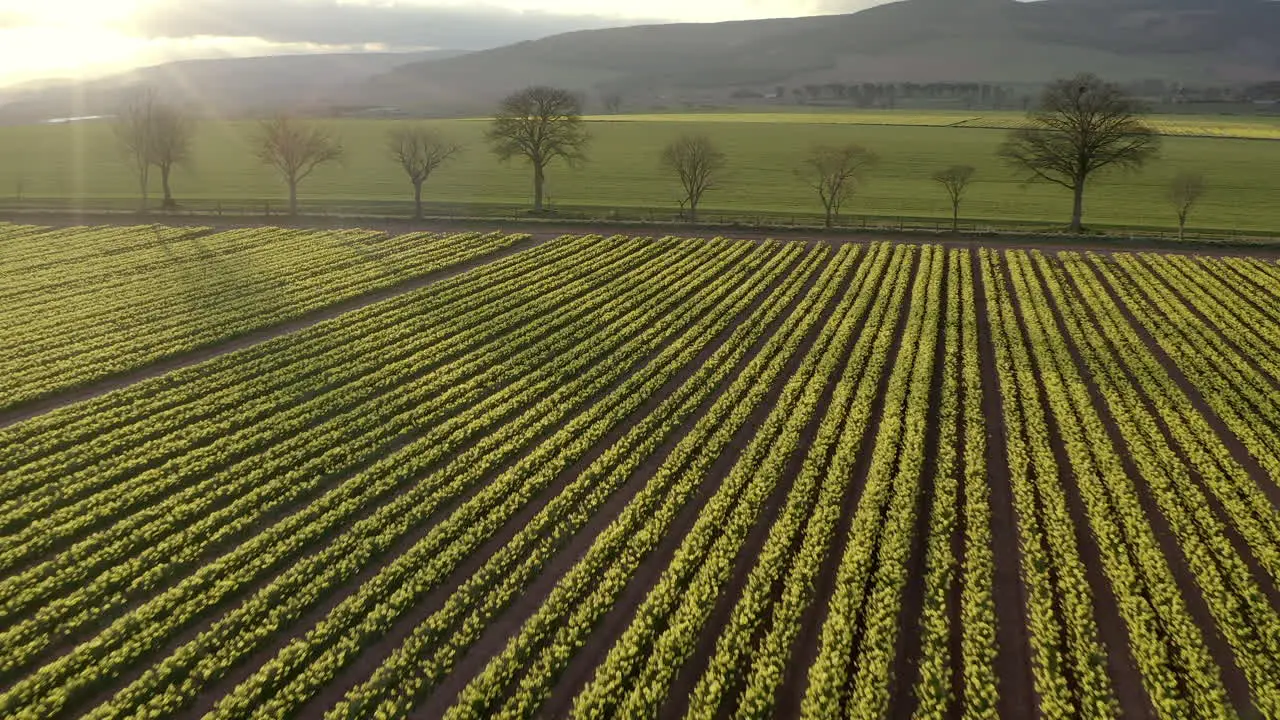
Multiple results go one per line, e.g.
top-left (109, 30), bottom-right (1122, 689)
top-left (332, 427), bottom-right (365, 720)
top-left (798, 144), bottom-right (878, 228)
top-left (150, 103), bottom-right (195, 209)
top-left (603, 92), bottom-right (623, 114)
top-left (660, 134), bottom-right (726, 223)
top-left (255, 116), bottom-right (344, 215)
top-left (387, 126), bottom-right (461, 220)
top-left (113, 88), bottom-right (159, 212)
top-left (999, 73), bottom-right (1161, 233)
top-left (932, 165), bottom-right (976, 233)
top-left (1168, 171), bottom-right (1207, 242)
top-left (487, 86), bottom-right (589, 213)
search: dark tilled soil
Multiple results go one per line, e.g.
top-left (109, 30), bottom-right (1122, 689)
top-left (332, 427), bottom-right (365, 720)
top-left (773, 246), bottom-right (922, 718)
top-left (0, 236), bottom-right (545, 429)
top-left (518, 251), bottom-right (838, 720)
top-left (656, 249), bottom-right (871, 720)
top-left (1000, 254), bottom-right (1155, 720)
top-left (1031, 256), bottom-right (1259, 712)
top-left (971, 251), bottom-right (1041, 720)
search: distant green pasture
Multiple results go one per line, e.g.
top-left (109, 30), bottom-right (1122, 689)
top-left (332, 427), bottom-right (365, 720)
top-left (1, 110), bottom-right (1277, 231)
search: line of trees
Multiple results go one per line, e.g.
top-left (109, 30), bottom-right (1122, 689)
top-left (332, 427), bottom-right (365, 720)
top-left (115, 74), bottom-right (1207, 234)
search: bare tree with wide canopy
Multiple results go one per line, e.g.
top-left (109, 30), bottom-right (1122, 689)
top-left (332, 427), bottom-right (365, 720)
top-left (661, 134), bottom-right (726, 223)
top-left (255, 116), bottom-right (344, 216)
top-left (999, 73), bottom-right (1161, 233)
top-left (798, 144), bottom-right (878, 228)
top-left (486, 86), bottom-right (589, 213)
top-left (387, 126), bottom-right (461, 220)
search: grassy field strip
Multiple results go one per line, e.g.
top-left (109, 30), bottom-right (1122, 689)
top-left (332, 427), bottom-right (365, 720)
top-left (5, 115), bottom-right (1280, 232)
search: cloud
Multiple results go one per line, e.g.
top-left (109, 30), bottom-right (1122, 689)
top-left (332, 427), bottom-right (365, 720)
top-left (127, 0), bottom-right (655, 50)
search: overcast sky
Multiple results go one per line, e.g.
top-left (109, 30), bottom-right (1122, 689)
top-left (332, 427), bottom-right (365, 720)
top-left (0, 0), bottom-right (889, 86)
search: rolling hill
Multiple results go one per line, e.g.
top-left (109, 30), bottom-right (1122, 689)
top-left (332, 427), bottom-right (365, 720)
top-left (356, 0), bottom-right (1280, 113)
top-left (0, 50), bottom-right (466, 123)
top-left (0, 0), bottom-right (1275, 121)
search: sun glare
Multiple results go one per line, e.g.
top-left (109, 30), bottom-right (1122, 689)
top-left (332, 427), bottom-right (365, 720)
top-left (5, 0), bottom-right (140, 27)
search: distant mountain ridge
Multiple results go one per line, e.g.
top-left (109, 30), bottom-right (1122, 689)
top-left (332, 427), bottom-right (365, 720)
top-left (355, 0), bottom-right (1280, 113)
top-left (0, 50), bottom-right (466, 123)
top-left (0, 0), bottom-right (1275, 122)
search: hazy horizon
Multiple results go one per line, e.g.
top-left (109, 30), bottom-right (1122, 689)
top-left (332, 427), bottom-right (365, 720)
top-left (0, 0), bottom-right (898, 87)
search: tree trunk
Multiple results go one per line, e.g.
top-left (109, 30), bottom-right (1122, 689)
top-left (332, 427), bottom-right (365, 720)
top-left (160, 164), bottom-right (175, 209)
top-left (824, 204), bottom-right (833, 228)
top-left (689, 198), bottom-right (698, 224)
top-left (533, 164), bottom-right (545, 212)
top-left (1178, 216), bottom-right (1186, 242)
top-left (1070, 183), bottom-right (1085, 233)
top-left (413, 181), bottom-right (424, 220)
top-left (138, 166), bottom-right (150, 214)
top-left (289, 180), bottom-right (299, 216)
top-left (952, 203), bottom-right (959, 233)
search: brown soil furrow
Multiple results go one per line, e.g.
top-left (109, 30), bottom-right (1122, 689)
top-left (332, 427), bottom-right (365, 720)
top-left (519, 249), bottom-right (845, 720)
top-left (999, 253), bottom-right (1153, 720)
top-left (0, 236), bottom-right (543, 429)
top-left (888, 252), bottom-right (952, 719)
top-left (660, 249), bottom-right (884, 719)
top-left (773, 246), bottom-right (922, 719)
top-left (280, 245), bottom-right (818, 720)
top-left (1032, 255), bottom-right (1258, 711)
top-left (56, 241), bottom-right (745, 716)
top-left (1083, 258), bottom-right (1280, 509)
top-left (970, 248), bottom-right (1038, 720)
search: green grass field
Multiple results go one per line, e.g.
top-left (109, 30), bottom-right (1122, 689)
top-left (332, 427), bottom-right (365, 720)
top-left (2, 111), bottom-right (1278, 232)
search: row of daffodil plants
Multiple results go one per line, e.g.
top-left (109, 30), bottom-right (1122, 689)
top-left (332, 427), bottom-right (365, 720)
top-left (100, 239), bottom-right (796, 720)
top-left (980, 249), bottom-right (1119, 720)
top-left (1006, 250), bottom-right (1231, 719)
top-left (0, 234), bottom-right (737, 691)
top-left (209, 241), bottom-right (818, 720)
top-left (1137, 253), bottom-right (1280, 383)
top-left (798, 245), bottom-right (942, 719)
top-left (0, 234), bottom-right (593, 478)
top-left (909, 249), bottom-right (998, 720)
top-left (425, 245), bottom-right (873, 720)
top-left (0, 236), bottom-right (794, 718)
top-left (2, 224), bottom-right (524, 409)
top-left (0, 235), bottom-right (670, 649)
top-left (683, 242), bottom-right (920, 720)
top-left (1092, 254), bottom-right (1280, 486)
top-left (1053, 252), bottom-right (1280, 716)
top-left (568, 244), bottom-right (899, 720)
